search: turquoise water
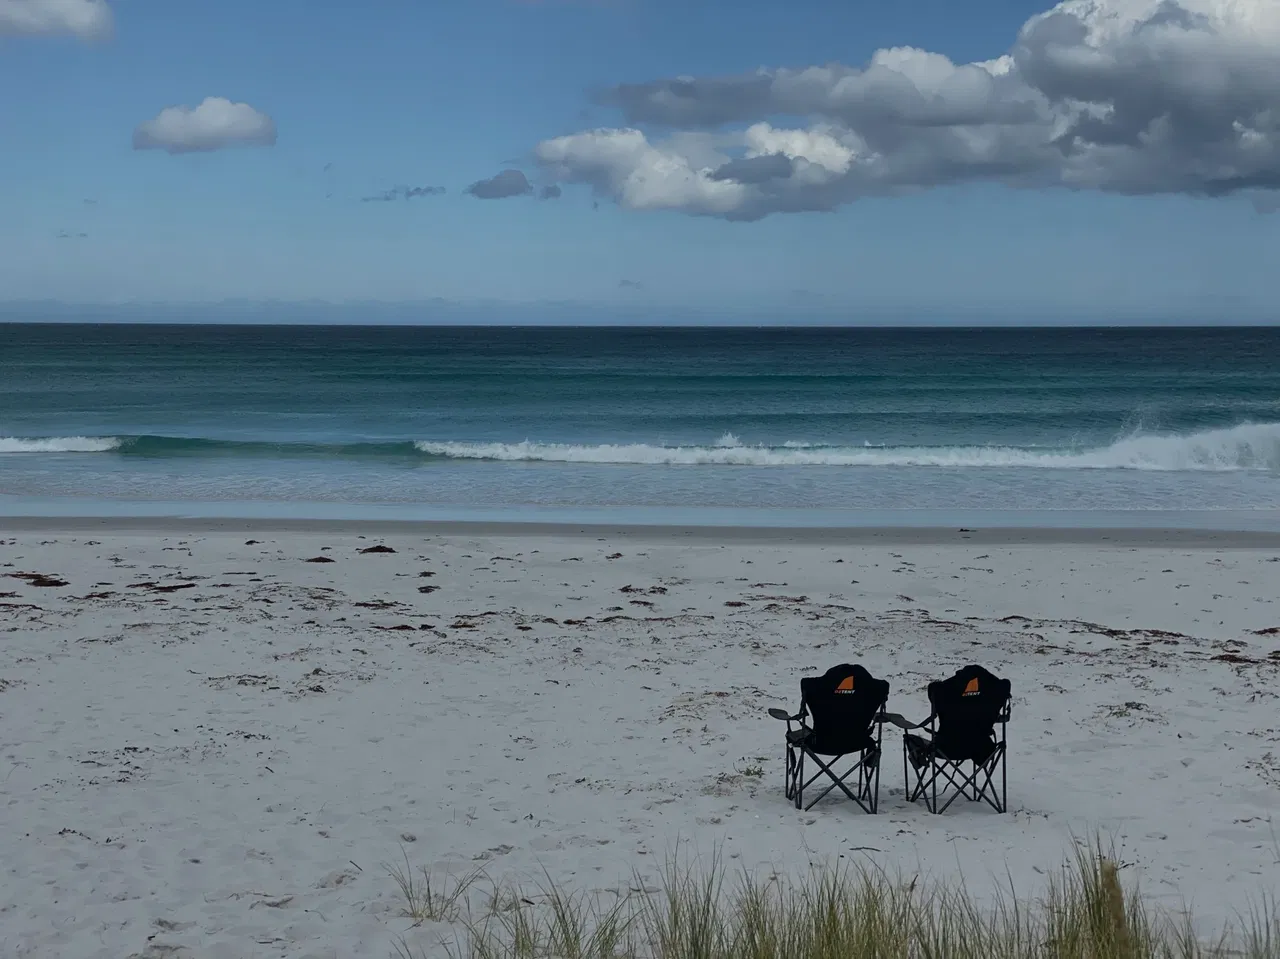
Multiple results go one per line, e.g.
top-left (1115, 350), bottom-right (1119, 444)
top-left (1, 323), bottom-right (1279, 522)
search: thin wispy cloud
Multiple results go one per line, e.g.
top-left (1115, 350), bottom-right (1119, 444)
top-left (0, 0), bottom-right (112, 40)
top-left (534, 0), bottom-right (1280, 220)
top-left (361, 185), bottom-right (446, 202)
top-left (133, 97), bottom-right (277, 154)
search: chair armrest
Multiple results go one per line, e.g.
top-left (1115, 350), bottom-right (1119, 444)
top-left (879, 711), bottom-right (929, 730)
top-left (768, 707), bottom-right (802, 721)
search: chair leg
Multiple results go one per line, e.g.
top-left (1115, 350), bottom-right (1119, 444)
top-left (855, 752), bottom-right (877, 811)
top-left (922, 755), bottom-right (1008, 814)
top-left (1002, 746), bottom-right (1008, 813)
top-left (905, 739), bottom-right (925, 806)
top-left (1001, 720), bottom-right (1008, 813)
top-left (955, 747), bottom-right (1007, 813)
top-left (869, 751), bottom-right (881, 813)
top-left (903, 732), bottom-right (1009, 815)
top-left (795, 749), bottom-right (880, 813)
top-left (795, 750), bottom-right (804, 808)
top-left (902, 738), bottom-right (909, 803)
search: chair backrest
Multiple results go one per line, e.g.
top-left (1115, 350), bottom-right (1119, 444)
top-left (927, 665), bottom-right (1011, 762)
top-left (800, 664), bottom-right (889, 754)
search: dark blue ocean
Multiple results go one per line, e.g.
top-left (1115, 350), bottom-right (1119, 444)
top-left (2, 324), bottom-right (1279, 525)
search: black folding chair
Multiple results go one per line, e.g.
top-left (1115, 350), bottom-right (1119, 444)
top-left (884, 664), bottom-right (1011, 814)
top-left (767, 664), bottom-right (890, 813)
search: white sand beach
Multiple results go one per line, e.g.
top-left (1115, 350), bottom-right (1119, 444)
top-left (1, 521), bottom-right (1279, 958)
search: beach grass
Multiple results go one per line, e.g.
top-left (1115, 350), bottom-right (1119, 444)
top-left (390, 840), bottom-right (1279, 959)
top-left (386, 850), bottom-right (485, 925)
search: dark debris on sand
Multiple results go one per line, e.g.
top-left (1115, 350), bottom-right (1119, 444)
top-left (8, 572), bottom-right (69, 588)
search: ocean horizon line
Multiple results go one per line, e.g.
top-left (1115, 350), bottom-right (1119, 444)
top-left (3, 317), bottom-right (1280, 330)
top-left (1, 299), bottom-right (1277, 328)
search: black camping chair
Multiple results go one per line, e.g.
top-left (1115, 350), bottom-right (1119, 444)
top-left (767, 664), bottom-right (890, 813)
top-left (884, 664), bottom-right (1011, 814)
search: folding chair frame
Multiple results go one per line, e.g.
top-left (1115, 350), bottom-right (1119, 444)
top-left (891, 704), bottom-right (1010, 814)
top-left (770, 706), bottom-right (885, 813)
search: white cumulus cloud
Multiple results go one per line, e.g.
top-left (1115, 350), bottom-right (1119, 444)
top-left (133, 97), bottom-right (277, 155)
top-left (535, 128), bottom-right (748, 215)
top-left (0, 0), bottom-right (112, 40)
top-left (533, 0), bottom-right (1280, 219)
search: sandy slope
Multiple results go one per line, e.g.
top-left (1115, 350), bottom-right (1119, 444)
top-left (1, 526), bottom-right (1278, 958)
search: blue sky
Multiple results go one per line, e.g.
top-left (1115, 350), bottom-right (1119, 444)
top-left (2, 0), bottom-right (1278, 319)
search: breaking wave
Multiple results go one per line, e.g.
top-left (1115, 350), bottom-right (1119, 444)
top-left (0, 436), bottom-right (124, 453)
top-left (3, 422), bottom-right (1279, 471)
top-left (415, 422), bottom-right (1280, 471)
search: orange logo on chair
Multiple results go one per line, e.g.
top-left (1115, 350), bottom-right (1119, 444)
top-left (963, 678), bottom-right (980, 696)
top-left (835, 675), bottom-right (855, 693)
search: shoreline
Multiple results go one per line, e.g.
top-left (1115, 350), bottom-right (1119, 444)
top-left (5, 513), bottom-right (1280, 546)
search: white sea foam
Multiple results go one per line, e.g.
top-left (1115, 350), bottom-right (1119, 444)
top-left (414, 422), bottom-right (1280, 471)
top-left (0, 436), bottom-right (122, 454)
